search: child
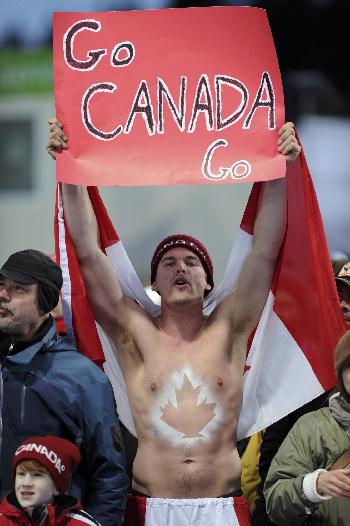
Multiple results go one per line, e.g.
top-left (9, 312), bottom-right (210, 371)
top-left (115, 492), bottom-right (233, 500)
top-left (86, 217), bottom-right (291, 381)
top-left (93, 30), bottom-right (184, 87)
top-left (0, 436), bottom-right (101, 525)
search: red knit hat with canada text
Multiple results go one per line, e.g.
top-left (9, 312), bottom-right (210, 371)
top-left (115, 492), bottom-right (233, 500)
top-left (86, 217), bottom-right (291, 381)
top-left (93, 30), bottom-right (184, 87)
top-left (151, 234), bottom-right (214, 296)
top-left (13, 436), bottom-right (81, 495)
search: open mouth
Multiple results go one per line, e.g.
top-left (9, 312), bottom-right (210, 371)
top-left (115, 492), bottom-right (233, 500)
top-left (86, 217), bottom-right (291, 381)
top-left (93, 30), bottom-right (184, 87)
top-left (21, 491), bottom-right (35, 498)
top-left (173, 277), bottom-right (190, 287)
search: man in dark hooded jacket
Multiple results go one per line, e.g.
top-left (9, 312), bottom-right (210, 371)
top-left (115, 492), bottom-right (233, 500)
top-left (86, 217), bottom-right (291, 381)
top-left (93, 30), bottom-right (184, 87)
top-left (0, 249), bottom-right (129, 526)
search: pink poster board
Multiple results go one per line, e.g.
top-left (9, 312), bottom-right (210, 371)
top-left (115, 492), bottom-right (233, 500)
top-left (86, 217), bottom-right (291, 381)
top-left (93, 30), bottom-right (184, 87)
top-left (53, 7), bottom-right (285, 186)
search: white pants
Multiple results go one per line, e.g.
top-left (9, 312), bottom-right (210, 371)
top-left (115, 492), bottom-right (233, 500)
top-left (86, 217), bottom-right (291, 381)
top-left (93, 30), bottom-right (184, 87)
top-left (125, 495), bottom-right (251, 526)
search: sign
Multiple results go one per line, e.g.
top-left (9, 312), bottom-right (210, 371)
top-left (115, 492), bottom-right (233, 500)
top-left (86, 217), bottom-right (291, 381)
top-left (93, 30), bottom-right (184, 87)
top-left (53, 7), bottom-right (285, 186)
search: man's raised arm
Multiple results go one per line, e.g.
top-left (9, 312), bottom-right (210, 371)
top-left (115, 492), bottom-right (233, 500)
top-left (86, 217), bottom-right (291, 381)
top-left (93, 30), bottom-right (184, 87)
top-left (224, 122), bottom-right (301, 341)
top-left (46, 118), bottom-right (133, 337)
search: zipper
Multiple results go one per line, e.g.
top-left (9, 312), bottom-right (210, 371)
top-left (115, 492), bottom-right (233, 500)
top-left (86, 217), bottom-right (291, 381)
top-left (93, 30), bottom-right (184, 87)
top-left (21, 372), bottom-right (32, 424)
top-left (0, 338), bottom-right (14, 469)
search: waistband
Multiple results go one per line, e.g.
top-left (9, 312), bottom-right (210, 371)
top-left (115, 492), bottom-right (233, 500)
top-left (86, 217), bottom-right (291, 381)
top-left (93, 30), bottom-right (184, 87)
top-left (130, 489), bottom-right (243, 498)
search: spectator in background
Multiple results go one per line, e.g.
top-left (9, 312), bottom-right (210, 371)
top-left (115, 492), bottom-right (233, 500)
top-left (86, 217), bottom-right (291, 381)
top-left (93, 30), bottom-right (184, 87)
top-left (249, 259), bottom-right (348, 525)
top-left (250, 392), bottom-right (331, 525)
top-left (335, 261), bottom-right (350, 328)
top-left (331, 250), bottom-right (349, 277)
top-left (0, 435), bottom-right (100, 526)
top-left (50, 295), bottom-right (67, 336)
top-left (264, 331), bottom-right (350, 526)
top-left (239, 431), bottom-right (264, 514)
top-left (0, 249), bottom-right (128, 526)
top-left (48, 254), bottom-right (67, 336)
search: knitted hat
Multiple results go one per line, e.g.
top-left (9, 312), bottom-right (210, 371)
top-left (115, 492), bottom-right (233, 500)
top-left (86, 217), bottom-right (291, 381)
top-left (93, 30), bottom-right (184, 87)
top-left (13, 436), bottom-right (80, 494)
top-left (151, 234), bottom-right (214, 295)
top-left (0, 250), bottom-right (63, 313)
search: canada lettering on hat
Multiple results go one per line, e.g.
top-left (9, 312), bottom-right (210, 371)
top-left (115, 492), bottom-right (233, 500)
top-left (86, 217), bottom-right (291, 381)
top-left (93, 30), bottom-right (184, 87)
top-left (15, 443), bottom-right (66, 475)
top-left (13, 436), bottom-right (80, 494)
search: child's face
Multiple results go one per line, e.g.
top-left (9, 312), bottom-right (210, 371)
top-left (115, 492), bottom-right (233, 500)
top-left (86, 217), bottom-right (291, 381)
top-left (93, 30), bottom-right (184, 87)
top-left (15, 465), bottom-right (59, 508)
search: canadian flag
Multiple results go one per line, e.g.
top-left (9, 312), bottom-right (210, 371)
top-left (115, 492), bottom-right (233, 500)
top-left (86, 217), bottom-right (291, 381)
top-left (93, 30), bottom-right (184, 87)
top-left (55, 148), bottom-right (346, 440)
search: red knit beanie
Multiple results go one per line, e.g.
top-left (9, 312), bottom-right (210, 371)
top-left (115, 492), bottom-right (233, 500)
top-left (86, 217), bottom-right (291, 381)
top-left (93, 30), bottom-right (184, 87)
top-left (13, 436), bottom-right (81, 495)
top-left (151, 234), bottom-right (214, 296)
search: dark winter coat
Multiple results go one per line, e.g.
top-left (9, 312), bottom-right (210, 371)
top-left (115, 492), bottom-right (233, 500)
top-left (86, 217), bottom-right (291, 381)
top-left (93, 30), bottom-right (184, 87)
top-left (0, 319), bottom-right (128, 526)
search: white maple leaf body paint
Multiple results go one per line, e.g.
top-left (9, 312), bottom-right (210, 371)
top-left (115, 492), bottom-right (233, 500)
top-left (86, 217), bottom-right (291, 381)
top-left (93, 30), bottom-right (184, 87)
top-left (150, 365), bottom-right (223, 448)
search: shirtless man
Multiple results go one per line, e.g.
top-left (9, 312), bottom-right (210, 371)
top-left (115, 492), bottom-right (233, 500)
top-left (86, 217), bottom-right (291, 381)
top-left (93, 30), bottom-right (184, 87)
top-left (47, 120), bottom-right (301, 525)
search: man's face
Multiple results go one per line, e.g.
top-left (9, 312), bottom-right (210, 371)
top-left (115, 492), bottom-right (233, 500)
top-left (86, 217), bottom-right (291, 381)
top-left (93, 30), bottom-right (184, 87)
top-left (152, 247), bottom-right (211, 305)
top-left (15, 465), bottom-right (59, 508)
top-left (0, 277), bottom-right (44, 339)
top-left (337, 283), bottom-right (350, 328)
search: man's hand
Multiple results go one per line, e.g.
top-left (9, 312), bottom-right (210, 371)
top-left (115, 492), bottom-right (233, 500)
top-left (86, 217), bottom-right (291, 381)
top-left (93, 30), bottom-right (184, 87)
top-left (317, 468), bottom-right (350, 499)
top-left (278, 122), bottom-right (301, 164)
top-left (46, 117), bottom-right (68, 160)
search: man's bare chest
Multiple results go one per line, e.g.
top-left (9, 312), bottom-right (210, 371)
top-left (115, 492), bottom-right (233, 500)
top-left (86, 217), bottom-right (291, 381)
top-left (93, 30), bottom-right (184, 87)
top-left (133, 351), bottom-right (242, 447)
